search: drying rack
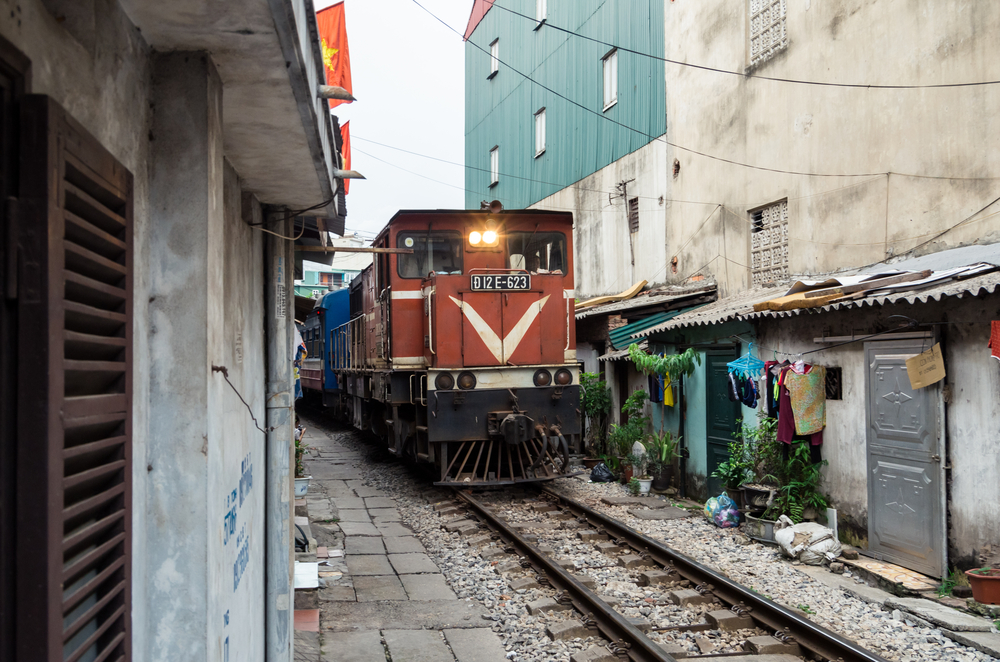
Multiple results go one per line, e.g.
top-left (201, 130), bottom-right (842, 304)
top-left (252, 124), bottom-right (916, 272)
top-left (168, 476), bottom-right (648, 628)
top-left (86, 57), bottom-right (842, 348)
top-left (727, 342), bottom-right (765, 378)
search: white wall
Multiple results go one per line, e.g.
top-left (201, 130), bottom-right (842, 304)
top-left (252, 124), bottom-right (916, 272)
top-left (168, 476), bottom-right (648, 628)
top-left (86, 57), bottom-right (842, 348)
top-left (532, 139), bottom-right (669, 300)
top-left (663, 1), bottom-right (1000, 295)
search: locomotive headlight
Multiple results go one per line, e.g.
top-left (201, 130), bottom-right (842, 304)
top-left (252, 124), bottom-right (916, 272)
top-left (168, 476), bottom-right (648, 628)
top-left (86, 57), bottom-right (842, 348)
top-left (533, 369), bottom-right (552, 386)
top-left (554, 369), bottom-right (573, 385)
top-left (482, 229), bottom-right (498, 245)
top-left (469, 231), bottom-right (482, 245)
top-left (457, 371), bottom-right (477, 390)
top-left (435, 372), bottom-right (455, 390)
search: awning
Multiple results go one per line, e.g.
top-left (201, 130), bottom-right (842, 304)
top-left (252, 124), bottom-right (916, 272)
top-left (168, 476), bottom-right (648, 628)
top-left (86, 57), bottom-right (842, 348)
top-left (608, 306), bottom-right (706, 350)
top-left (598, 340), bottom-right (647, 362)
top-left (575, 283), bottom-right (716, 320)
top-left (632, 288), bottom-right (778, 337)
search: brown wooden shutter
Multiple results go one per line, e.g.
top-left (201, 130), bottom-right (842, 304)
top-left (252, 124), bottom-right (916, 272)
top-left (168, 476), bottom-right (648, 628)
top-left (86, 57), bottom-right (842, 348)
top-left (17, 95), bottom-right (132, 662)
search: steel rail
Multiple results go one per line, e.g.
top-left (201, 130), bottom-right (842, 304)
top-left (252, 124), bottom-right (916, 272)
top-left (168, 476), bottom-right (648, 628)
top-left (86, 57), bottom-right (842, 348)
top-left (453, 490), bottom-right (678, 662)
top-left (542, 487), bottom-right (893, 662)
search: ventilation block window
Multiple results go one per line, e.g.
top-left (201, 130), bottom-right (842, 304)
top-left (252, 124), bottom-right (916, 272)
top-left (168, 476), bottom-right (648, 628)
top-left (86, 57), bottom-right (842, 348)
top-left (628, 197), bottom-right (639, 233)
top-left (750, 199), bottom-right (788, 286)
top-left (534, 108), bottom-right (546, 157)
top-left (489, 146), bottom-right (499, 186)
top-left (489, 39), bottom-right (499, 78)
top-left (602, 48), bottom-right (618, 110)
top-left (825, 367), bottom-right (843, 400)
top-left (749, 0), bottom-right (788, 67)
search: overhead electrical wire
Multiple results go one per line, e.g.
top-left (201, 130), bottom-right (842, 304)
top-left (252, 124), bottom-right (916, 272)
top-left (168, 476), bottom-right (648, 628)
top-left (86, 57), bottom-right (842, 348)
top-left (411, 0), bottom-right (1000, 181)
top-left (490, 1), bottom-right (1000, 90)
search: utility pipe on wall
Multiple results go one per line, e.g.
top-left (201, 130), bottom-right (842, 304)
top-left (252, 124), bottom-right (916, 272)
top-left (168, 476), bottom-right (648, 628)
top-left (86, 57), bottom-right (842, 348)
top-left (264, 208), bottom-right (294, 662)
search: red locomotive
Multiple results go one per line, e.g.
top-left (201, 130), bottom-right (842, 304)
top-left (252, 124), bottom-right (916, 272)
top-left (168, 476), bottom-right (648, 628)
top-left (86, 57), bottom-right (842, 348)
top-left (323, 205), bottom-right (580, 486)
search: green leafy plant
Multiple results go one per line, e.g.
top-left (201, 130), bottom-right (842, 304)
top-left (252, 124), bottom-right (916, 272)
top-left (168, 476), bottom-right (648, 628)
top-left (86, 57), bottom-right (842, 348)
top-left (645, 429), bottom-right (679, 476)
top-left (937, 566), bottom-right (969, 598)
top-left (608, 390), bottom-right (650, 457)
top-left (294, 427), bottom-right (313, 478)
top-left (626, 451), bottom-right (649, 479)
top-left (580, 372), bottom-right (613, 456)
top-left (736, 414), bottom-right (782, 486)
top-left (712, 454), bottom-right (751, 490)
top-left (766, 441), bottom-right (829, 523)
top-left (628, 344), bottom-right (701, 379)
top-left (797, 604), bottom-right (816, 615)
top-left (627, 477), bottom-right (641, 495)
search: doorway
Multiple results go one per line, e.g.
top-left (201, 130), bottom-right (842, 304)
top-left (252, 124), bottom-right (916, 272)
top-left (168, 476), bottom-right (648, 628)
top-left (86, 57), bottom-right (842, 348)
top-left (864, 339), bottom-right (944, 577)
top-left (705, 348), bottom-right (740, 497)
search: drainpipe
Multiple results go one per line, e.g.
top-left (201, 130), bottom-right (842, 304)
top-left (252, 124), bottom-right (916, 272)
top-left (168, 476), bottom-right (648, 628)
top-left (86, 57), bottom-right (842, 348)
top-left (264, 208), bottom-right (294, 662)
top-left (678, 373), bottom-right (687, 499)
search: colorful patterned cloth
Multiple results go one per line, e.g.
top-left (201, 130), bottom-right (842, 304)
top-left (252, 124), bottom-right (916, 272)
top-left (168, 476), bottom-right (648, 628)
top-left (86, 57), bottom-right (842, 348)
top-left (785, 365), bottom-right (827, 436)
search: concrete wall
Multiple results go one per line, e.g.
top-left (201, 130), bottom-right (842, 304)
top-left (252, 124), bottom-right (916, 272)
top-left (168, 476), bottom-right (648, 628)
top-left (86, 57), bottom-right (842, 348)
top-left (533, 139), bottom-right (669, 299)
top-left (756, 295), bottom-right (1000, 568)
top-left (663, 1), bottom-right (1000, 294)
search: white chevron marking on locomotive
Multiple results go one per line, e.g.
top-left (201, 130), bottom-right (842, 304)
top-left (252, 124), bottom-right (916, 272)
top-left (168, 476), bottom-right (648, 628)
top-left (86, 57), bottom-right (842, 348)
top-left (449, 295), bottom-right (551, 364)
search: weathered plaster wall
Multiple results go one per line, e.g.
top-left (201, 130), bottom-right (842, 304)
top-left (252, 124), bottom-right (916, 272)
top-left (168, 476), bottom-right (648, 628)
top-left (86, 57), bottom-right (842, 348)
top-left (663, 1), bottom-right (1000, 293)
top-left (532, 139), bottom-right (669, 299)
top-left (0, 0), bottom-right (156, 649)
top-left (756, 295), bottom-right (1000, 567)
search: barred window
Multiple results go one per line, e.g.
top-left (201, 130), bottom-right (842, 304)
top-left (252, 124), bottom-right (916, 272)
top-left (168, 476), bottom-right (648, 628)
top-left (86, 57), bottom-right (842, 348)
top-left (749, 0), bottom-right (787, 67)
top-left (750, 199), bottom-right (788, 286)
top-left (628, 197), bottom-right (639, 233)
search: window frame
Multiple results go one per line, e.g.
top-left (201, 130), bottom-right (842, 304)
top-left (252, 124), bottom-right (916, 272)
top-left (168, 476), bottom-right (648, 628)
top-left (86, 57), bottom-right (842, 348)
top-left (534, 107), bottom-right (546, 157)
top-left (505, 230), bottom-right (568, 275)
top-left (489, 146), bottom-right (499, 186)
top-left (488, 38), bottom-right (499, 79)
top-left (395, 230), bottom-right (465, 279)
top-left (602, 48), bottom-right (618, 111)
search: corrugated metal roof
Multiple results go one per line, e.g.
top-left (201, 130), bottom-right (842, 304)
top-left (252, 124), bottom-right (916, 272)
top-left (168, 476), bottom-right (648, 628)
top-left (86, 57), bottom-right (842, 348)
top-left (634, 263), bottom-right (1000, 336)
top-left (598, 340), bottom-right (647, 362)
top-left (609, 309), bottom-right (686, 350)
top-left (575, 284), bottom-right (716, 320)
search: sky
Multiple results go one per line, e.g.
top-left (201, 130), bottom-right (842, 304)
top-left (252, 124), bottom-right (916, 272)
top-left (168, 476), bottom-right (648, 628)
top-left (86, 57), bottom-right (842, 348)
top-left (316, 0), bottom-right (472, 241)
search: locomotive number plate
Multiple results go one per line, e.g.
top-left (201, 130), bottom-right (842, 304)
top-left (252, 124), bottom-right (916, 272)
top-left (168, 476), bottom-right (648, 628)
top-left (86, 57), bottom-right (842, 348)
top-left (470, 274), bottom-right (531, 291)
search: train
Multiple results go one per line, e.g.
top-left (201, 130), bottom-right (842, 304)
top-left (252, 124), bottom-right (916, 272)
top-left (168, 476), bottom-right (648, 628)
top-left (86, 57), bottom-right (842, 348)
top-left (299, 205), bottom-right (581, 486)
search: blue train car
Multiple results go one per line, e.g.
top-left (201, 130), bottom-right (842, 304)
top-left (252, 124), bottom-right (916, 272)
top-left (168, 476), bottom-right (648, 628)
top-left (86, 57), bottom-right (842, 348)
top-left (300, 288), bottom-right (352, 406)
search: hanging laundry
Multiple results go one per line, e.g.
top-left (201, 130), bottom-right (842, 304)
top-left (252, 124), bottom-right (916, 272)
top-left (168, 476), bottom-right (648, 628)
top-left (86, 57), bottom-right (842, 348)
top-left (647, 373), bottom-right (662, 404)
top-left (739, 375), bottom-right (758, 408)
top-left (777, 365), bottom-right (823, 446)
top-left (727, 372), bottom-right (741, 402)
top-left (785, 364), bottom-right (827, 436)
top-left (662, 373), bottom-right (674, 407)
top-left (990, 321), bottom-right (1000, 362)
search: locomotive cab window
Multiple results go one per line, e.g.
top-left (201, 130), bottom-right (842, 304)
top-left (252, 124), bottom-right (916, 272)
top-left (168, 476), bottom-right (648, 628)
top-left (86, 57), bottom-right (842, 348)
top-left (506, 231), bottom-right (566, 274)
top-left (397, 231), bottom-right (464, 278)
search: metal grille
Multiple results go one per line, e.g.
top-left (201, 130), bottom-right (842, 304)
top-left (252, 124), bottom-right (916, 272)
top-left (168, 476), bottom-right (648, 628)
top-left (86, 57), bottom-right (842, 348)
top-left (825, 367), bottom-right (842, 400)
top-left (17, 95), bottom-right (132, 662)
top-left (627, 197), bottom-right (639, 233)
top-left (749, 0), bottom-right (787, 67)
top-left (750, 199), bottom-right (788, 287)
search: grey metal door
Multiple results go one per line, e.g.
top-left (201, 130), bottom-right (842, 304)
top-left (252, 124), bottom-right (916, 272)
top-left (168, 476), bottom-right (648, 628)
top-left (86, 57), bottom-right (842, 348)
top-left (864, 339), bottom-right (944, 577)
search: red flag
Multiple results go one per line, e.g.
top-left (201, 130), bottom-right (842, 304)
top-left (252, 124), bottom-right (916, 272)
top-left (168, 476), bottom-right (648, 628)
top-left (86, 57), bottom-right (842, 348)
top-left (340, 121), bottom-right (352, 194)
top-left (317, 2), bottom-right (353, 108)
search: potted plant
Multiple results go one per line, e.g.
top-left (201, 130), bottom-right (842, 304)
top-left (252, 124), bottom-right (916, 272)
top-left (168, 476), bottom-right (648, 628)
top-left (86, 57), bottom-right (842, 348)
top-left (769, 440), bottom-right (829, 524)
top-left (736, 415), bottom-right (782, 513)
top-left (581, 372), bottom-right (613, 466)
top-left (646, 429), bottom-right (679, 491)
top-left (711, 447), bottom-right (750, 508)
top-left (294, 424), bottom-right (312, 497)
top-left (965, 567), bottom-right (1000, 605)
top-left (608, 389), bottom-right (650, 483)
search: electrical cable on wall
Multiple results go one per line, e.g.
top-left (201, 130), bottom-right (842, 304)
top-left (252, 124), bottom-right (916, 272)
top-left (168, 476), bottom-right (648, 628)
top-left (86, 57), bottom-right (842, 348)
top-left (212, 365), bottom-right (275, 434)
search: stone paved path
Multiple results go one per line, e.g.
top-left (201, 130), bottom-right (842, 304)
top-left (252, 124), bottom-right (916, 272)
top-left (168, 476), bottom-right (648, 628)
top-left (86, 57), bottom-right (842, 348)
top-left (293, 414), bottom-right (507, 662)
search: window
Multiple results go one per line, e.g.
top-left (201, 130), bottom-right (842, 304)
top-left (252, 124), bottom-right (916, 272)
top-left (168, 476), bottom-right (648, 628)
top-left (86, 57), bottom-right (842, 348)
top-left (627, 197), bottom-right (639, 233)
top-left (825, 367), bottom-right (843, 400)
top-left (534, 108), bottom-right (546, 157)
top-left (397, 231), bottom-right (464, 278)
top-left (489, 39), bottom-right (499, 78)
top-left (506, 232), bottom-right (567, 274)
top-left (535, 0), bottom-right (547, 27)
top-left (602, 48), bottom-right (618, 110)
top-left (489, 146), bottom-right (499, 186)
top-left (750, 199), bottom-right (789, 286)
top-left (749, 0), bottom-right (787, 67)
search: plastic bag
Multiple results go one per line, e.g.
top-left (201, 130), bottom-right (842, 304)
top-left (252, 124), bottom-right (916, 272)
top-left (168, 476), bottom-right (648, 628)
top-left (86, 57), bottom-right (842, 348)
top-left (774, 518), bottom-right (842, 564)
top-left (590, 462), bottom-right (616, 483)
top-left (704, 493), bottom-right (741, 528)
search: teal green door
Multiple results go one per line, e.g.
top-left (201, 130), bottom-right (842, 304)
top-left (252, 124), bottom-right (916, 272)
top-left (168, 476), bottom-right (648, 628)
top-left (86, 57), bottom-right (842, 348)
top-left (705, 349), bottom-right (740, 497)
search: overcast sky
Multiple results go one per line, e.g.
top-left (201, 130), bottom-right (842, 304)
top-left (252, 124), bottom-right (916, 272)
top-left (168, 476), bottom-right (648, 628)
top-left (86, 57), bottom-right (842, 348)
top-left (316, 0), bottom-right (471, 240)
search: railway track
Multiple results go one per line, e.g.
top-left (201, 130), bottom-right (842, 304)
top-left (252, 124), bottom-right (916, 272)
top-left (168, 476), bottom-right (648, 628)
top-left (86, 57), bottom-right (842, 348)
top-left (448, 486), bottom-right (892, 662)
